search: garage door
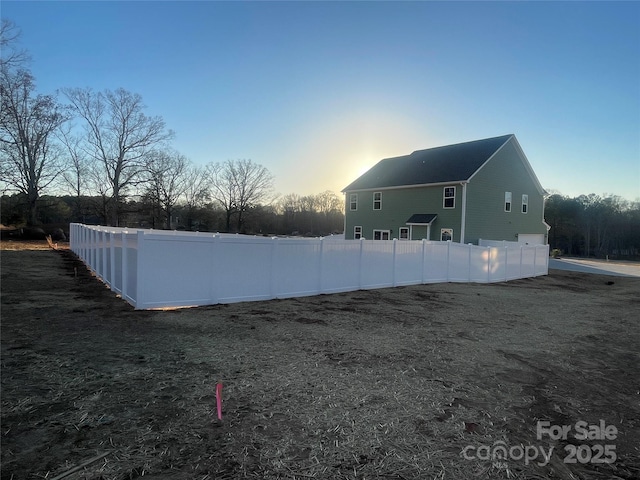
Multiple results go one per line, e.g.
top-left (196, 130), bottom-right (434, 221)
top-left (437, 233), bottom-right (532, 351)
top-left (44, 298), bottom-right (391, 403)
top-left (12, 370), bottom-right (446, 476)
top-left (518, 234), bottom-right (545, 245)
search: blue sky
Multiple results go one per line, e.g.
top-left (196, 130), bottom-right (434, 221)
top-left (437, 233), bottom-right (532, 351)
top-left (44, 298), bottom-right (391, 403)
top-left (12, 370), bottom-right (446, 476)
top-left (3, 1), bottom-right (639, 201)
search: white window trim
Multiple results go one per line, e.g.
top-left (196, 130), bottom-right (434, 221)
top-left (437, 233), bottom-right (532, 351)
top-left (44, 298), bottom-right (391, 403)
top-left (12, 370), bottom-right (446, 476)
top-left (443, 186), bottom-right (456, 209)
top-left (373, 229), bottom-right (390, 240)
top-left (399, 227), bottom-right (409, 240)
top-left (373, 191), bottom-right (382, 210)
top-left (522, 194), bottom-right (529, 214)
top-left (505, 191), bottom-right (512, 212)
top-left (440, 228), bottom-right (453, 241)
top-left (354, 225), bottom-right (362, 239)
top-left (349, 193), bottom-right (358, 211)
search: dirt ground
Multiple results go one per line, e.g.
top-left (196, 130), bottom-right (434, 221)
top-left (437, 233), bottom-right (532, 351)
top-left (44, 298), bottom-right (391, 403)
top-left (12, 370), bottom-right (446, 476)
top-left (1, 241), bottom-right (639, 480)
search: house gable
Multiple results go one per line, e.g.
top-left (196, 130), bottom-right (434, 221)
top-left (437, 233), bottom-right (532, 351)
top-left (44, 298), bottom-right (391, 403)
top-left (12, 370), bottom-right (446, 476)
top-left (464, 136), bottom-right (547, 244)
top-left (342, 134), bottom-right (547, 243)
top-left (342, 134), bottom-right (513, 192)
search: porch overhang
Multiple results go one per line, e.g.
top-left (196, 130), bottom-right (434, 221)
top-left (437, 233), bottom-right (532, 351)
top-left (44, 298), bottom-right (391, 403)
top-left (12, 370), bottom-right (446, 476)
top-left (406, 213), bottom-right (438, 226)
top-left (405, 214), bottom-right (438, 241)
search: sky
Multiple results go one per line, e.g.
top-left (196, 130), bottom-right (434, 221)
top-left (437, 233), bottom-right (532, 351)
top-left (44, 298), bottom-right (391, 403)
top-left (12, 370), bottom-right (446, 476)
top-left (3, 1), bottom-right (639, 201)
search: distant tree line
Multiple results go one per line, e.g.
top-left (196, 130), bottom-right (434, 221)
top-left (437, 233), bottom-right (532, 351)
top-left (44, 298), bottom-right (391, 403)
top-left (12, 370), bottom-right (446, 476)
top-left (545, 194), bottom-right (640, 259)
top-left (1, 188), bottom-right (345, 237)
top-left (0, 20), bottom-right (344, 236)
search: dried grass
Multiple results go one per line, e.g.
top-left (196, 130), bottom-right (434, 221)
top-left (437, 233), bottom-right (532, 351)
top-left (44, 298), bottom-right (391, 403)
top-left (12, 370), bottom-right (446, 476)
top-left (2, 249), bottom-right (639, 479)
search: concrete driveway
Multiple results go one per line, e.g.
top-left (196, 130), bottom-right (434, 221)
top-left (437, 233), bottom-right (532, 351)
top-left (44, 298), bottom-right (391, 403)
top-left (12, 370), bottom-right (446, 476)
top-left (549, 258), bottom-right (640, 277)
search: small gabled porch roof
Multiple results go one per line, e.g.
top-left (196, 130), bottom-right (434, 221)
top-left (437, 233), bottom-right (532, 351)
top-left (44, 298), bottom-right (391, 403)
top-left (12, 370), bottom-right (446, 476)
top-left (406, 213), bottom-right (438, 225)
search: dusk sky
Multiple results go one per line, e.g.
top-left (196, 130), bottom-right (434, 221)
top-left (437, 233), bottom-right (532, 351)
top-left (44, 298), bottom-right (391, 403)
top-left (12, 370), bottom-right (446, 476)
top-left (3, 1), bottom-right (639, 201)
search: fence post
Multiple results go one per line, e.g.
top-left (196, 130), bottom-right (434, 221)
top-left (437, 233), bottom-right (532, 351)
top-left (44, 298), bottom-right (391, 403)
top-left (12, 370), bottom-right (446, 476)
top-left (392, 238), bottom-right (397, 287)
top-left (270, 237), bottom-right (278, 299)
top-left (121, 231), bottom-right (128, 302)
top-left (504, 246), bottom-right (508, 281)
top-left (101, 230), bottom-right (107, 281)
top-left (209, 235), bottom-right (219, 305)
top-left (318, 237), bottom-right (325, 294)
top-left (80, 225), bottom-right (85, 261)
top-left (446, 241), bottom-right (451, 282)
top-left (467, 243), bottom-right (472, 282)
top-left (109, 231), bottom-right (116, 290)
top-left (135, 230), bottom-right (145, 309)
top-left (487, 246), bottom-right (492, 283)
top-left (533, 245), bottom-right (537, 276)
top-left (421, 239), bottom-right (426, 284)
top-left (519, 245), bottom-right (524, 279)
top-left (359, 238), bottom-right (364, 289)
top-left (91, 228), bottom-right (96, 273)
top-left (545, 245), bottom-right (550, 275)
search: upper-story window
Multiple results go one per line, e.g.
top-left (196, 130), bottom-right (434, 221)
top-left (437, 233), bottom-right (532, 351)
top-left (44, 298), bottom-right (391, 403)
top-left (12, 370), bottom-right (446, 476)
top-left (443, 186), bottom-right (456, 208)
top-left (522, 194), bottom-right (529, 214)
top-left (505, 191), bottom-right (512, 212)
top-left (373, 192), bottom-right (382, 210)
top-left (349, 193), bottom-right (358, 211)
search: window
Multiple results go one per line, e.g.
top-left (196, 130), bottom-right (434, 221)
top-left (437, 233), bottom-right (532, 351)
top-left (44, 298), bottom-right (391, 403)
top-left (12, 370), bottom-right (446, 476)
top-left (443, 186), bottom-right (456, 208)
top-left (399, 227), bottom-right (409, 240)
top-left (505, 191), bottom-right (512, 212)
top-left (440, 228), bottom-right (453, 241)
top-left (373, 229), bottom-right (390, 240)
top-left (373, 192), bottom-right (382, 210)
top-left (349, 193), bottom-right (358, 211)
top-left (354, 226), bottom-right (362, 239)
top-left (522, 194), bottom-right (529, 214)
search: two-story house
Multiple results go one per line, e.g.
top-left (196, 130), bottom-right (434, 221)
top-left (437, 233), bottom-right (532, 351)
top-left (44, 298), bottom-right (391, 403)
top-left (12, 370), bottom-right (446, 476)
top-left (342, 134), bottom-right (549, 244)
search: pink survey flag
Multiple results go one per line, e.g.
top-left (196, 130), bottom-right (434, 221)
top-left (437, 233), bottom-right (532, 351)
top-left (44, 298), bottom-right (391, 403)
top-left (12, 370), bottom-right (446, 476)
top-left (216, 383), bottom-right (223, 420)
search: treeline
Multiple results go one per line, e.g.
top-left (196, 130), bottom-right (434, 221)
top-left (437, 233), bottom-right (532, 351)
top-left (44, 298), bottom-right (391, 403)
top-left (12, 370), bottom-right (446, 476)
top-left (1, 20), bottom-right (344, 236)
top-left (545, 193), bottom-right (640, 259)
top-left (0, 189), bottom-right (345, 237)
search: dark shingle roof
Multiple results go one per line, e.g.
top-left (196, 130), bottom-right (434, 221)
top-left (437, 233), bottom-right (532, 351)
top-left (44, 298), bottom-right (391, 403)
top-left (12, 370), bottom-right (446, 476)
top-left (406, 214), bottom-right (438, 224)
top-left (343, 134), bottom-right (513, 191)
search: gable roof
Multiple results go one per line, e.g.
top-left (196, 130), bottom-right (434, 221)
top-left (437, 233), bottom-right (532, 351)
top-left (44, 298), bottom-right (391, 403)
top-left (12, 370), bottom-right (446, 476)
top-left (406, 213), bottom-right (438, 225)
top-left (343, 134), bottom-right (513, 192)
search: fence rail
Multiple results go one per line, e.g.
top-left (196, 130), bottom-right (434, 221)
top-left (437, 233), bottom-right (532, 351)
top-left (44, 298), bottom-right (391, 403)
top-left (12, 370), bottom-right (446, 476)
top-left (70, 223), bottom-right (549, 310)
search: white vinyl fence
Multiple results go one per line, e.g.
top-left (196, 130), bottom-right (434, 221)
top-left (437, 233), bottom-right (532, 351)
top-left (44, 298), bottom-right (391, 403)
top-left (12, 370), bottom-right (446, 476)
top-left (70, 223), bottom-right (549, 310)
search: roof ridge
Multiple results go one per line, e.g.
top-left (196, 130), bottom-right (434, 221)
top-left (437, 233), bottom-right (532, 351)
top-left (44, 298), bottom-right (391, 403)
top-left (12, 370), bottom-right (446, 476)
top-left (409, 134), bottom-right (513, 155)
top-left (342, 134), bottom-right (517, 192)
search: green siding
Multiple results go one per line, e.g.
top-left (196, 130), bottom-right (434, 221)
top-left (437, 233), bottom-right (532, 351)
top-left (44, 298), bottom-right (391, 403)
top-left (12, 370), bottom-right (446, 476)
top-left (344, 185), bottom-right (463, 241)
top-left (464, 137), bottom-right (547, 244)
top-left (344, 137), bottom-right (548, 244)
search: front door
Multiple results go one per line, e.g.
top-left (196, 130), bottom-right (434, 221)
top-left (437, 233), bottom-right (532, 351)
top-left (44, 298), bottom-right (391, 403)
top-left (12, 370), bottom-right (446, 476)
top-left (373, 229), bottom-right (390, 240)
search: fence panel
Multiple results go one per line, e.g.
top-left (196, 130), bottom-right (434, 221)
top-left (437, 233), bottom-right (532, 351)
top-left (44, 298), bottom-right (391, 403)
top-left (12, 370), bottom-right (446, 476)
top-left (122, 232), bottom-right (139, 308)
top-left (422, 242), bottom-right (450, 283)
top-left (319, 240), bottom-right (362, 293)
top-left (69, 224), bottom-right (549, 310)
top-left (486, 247), bottom-right (507, 282)
top-left (394, 240), bottom-right (425, 286)
top-left (136, 233), bottom-right (217, 309)
top-left (360, 240), bottom-right (395, 289)
top-left (213, 235), bottom-right (275, 303)
top-left (271, 237), bottom-right (322, 299)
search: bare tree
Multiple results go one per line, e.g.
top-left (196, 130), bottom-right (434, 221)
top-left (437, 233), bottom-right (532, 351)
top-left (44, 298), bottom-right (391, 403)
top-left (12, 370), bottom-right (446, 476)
top-left (314, 190), bottom-right (343, 215)
top-left (181, 163), bottom-right (210, 230)
top-left (63, 87), bottom-right (173, 226)
top-left (0, 68), bottom-right (69, 225)
top-left (143, 149), bottom-right (190, 229)
top-left (57, 125), bottom-right (90, 221)
top-left (0, 20), bottom-right (29, 71)
top-left (207, 159), bottom-right (274, 232)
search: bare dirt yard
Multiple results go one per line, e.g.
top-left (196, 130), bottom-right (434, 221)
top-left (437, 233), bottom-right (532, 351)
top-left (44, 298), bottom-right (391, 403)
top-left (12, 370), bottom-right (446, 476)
top-left (2, 242), bottom-right (639, 480)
